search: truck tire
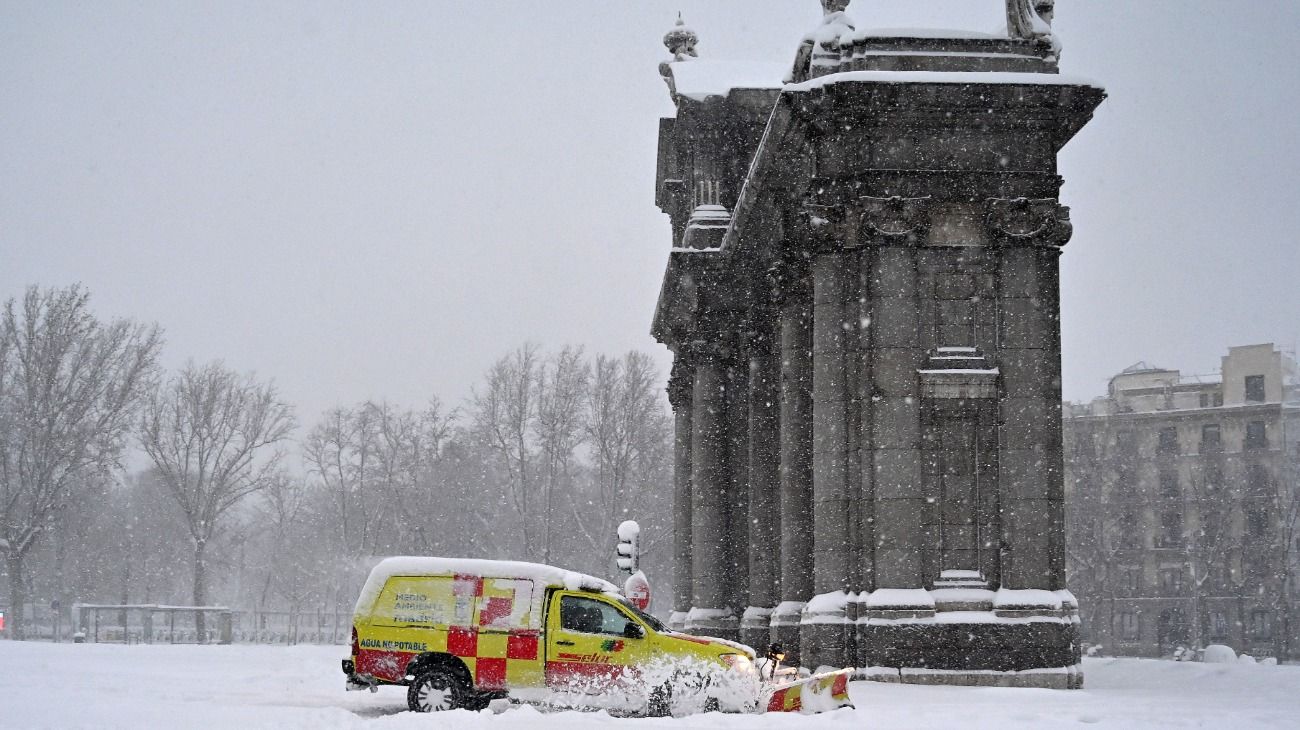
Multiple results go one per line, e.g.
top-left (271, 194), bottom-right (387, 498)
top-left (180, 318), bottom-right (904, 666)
top-left (406, 666), bottom-right (468, 712)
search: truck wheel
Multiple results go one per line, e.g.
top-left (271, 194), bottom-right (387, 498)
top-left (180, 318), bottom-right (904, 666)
top-left (406, 666), bottom-right (467, 712)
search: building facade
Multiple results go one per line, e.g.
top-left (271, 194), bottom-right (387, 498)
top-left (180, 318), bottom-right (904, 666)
top-left (651, 1), bottom-right (1103, 686)
top-left (1064, 344), bottom-right (1300, 660)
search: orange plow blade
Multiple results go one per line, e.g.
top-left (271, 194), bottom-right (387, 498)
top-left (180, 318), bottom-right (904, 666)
top-left (764, 668), bottom-right (854, 713)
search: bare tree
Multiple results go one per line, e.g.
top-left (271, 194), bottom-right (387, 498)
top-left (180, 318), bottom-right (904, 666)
top-left (573, 352), bottom-right (672, 563)
top-left (139, 362), bottom-right (293, 638)
top-left (0, 285), bottom-right (160, 639)
top-left (304, 405), bottom-right (381, 558)
top-left (472, 344), bottom-right (543, 558)
top-left (535, 347), bottom-right (588, 563)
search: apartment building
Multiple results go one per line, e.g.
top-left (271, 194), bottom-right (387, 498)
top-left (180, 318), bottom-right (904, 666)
top-left (1064, 344), bottom-right (1300, 659)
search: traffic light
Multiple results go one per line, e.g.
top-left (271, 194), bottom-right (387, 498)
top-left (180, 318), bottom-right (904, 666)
top-left (615, 520), bottom-right (639, 574)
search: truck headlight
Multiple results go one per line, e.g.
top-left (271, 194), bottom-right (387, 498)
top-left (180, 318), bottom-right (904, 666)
top-left (720, 653), bottom-right (754, 674)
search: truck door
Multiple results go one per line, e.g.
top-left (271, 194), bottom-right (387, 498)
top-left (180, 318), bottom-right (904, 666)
top-left (545, 592), bottom-right (648, 691)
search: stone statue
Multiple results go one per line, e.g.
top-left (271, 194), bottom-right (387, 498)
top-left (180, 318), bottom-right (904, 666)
top-left (1007, 0), bottom-right (1060, 60)
top-left (1007, 0), bottom-right (1054, 37)
top-left (663, 13), bottom-right (698, 62)
top-left (789, 0), bottom-right (856, 83)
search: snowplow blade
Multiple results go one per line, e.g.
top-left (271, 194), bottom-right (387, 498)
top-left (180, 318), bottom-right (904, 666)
top-left (765, 669), bottom-right (854, 713)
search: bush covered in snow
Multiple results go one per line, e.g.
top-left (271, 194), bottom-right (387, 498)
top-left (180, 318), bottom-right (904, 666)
top-left (1202, 645), bottom-right (1236, 663)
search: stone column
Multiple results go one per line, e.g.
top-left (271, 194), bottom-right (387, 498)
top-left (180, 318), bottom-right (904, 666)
top-left (668, 359), bottom-right (694, 630)
top-left (996, 244), bottom-right (1066, 590)
top-left (742, 319), bottom-right (782, 650)
top-left (802, 251), bottom-right (854, 668)
top-left (868, 244), bottom-right (926, 589)
top-left (724, 352), bottom-right (751, 615)
top-left (773, 270), bottom-right (814, 665)
top-left (688, 346), bottom-right (738, 638)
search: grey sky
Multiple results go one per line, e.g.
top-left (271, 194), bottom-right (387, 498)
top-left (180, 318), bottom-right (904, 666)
top-left (2, 1), bottom-right (1297, 424)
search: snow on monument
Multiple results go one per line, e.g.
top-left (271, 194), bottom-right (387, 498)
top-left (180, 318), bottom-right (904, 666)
top-left (651, 0), bottom-right (1104, 687)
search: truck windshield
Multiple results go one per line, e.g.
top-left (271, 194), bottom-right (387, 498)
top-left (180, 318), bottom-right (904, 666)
top-left (619, 599), bottom-right (666, 632)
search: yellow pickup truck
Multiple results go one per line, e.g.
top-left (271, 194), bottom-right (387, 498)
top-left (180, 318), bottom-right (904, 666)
top-left (341, 556), bottom-right (757, 714)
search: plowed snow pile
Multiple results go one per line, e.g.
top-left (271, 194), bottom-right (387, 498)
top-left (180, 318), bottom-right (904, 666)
top-left (1, 642), bottom-right (1297, 728)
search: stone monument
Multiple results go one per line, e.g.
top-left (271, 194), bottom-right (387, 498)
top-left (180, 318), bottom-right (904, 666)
top-left (652, 0), bottom-right (1103, 687)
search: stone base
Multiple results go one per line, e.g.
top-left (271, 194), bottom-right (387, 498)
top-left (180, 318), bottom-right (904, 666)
top-left (770, 620), bottom-right (804, 668)
top-left (857, 665), bottom-right (1082, 689)
top-left (684, 607), bottom-right (740, 643)
top-left (800, 621), bottom-right (853, 670)
top-left (739, 607), bottom-right (772, 655)
top-left (855, 618), bottom-right (1079, 673)
top-left (667, 611), bottom-right (688, 632)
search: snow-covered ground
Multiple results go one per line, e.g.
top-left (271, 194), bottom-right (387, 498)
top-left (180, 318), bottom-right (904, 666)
top-left (1, 642), bottom-right (1297, 729)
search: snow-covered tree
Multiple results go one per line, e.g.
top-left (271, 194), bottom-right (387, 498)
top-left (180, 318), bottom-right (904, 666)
top-left (472, 343), bottom-right (544, 558)
top-left (139, 362), bottom-right (293, 639)
top-left (0, 285), bottom-right (160, 639)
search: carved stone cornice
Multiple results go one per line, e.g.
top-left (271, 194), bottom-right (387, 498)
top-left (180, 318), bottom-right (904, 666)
top-left (984, 197), bottom-right (1073, 247)
top-left (766, 249), bottom-right (812, 307)
top-left (684, 336), bottom-right (736, 366)
top-left (667, 359), bottom-right (695, 411)
top-left (799, 201), bottom-right (855, 254)
top-left (859, 194), bottom-right (932, 247)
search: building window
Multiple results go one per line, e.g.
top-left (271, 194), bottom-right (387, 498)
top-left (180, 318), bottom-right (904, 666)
top-left (1249, 610), bottom-right (1272, 639)
top-left (1202, 461), bottom-right (1224, 492)
top-left (1200, 424), bottom-right (1221, 452)
top-left (1211, 611), bottom-right (1228, 638)
top-left (1116, 430), bottom-right (1137, 457)
top-left (1247, 510), bottom-right (1269, 538)
top-left (1199, 392), bottom-right (1210, 408)
top-left (1116, 612), bottom-right (1139, 640)
top-left (1072, 433), bottom-right (1095, 459)
top-left (1248, 464), bottom-right (1271, 496)
top-left (1158, 468), bottom-right (1180, 498)
top-left (1121, 566), bottom-right (1142, 593)
top-left (1245, 421), bottom-right (1268, 450)
top-left (1119, 510), bottom-right (1141, 547)
top-left (1245, 375), bottom-right (1266, 403)
top-left (1158, 568), bottom-right (1184, 594)
top-left (1157, 427), bottom-right (1179, 454)
top-left (1158, 512), bottom-right (1183, 548)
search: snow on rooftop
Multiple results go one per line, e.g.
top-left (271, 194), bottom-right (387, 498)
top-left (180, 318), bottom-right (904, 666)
top-left (667, 60), bottom-right (787, 101)
top-left (787, 70), bottom-right (1104, 93)
top-left (850, 27), bottom-right (1007, 41)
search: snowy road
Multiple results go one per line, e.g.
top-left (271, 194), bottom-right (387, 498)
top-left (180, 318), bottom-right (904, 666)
top-left (1, 642), bottom-right (1297, 729)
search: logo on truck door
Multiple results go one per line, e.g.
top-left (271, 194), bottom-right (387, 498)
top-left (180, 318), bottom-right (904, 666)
top-left (547, 595), bottom-right (643, 689)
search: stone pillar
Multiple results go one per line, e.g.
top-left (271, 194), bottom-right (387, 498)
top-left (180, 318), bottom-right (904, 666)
top-left (742, 320), bottom-right (782, 650)
top-left (724, 352), bottom-right (751, 615)
top-left (997, 244), bottom-right (1066, 589)
top-left (773, 272), bottom-right (814, 665)
top-left (668, 360), bottom-right (694, 630)
top-left (868, 245), bottom-right (926, 588)
top-left (688, 348), bottom-right (738, 638)
top-left (802, 251), bottom-right (854, 668)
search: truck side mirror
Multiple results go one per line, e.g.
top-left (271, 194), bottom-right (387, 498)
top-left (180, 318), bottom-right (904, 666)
top-left (623, 622), bottom-right (645, 639)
